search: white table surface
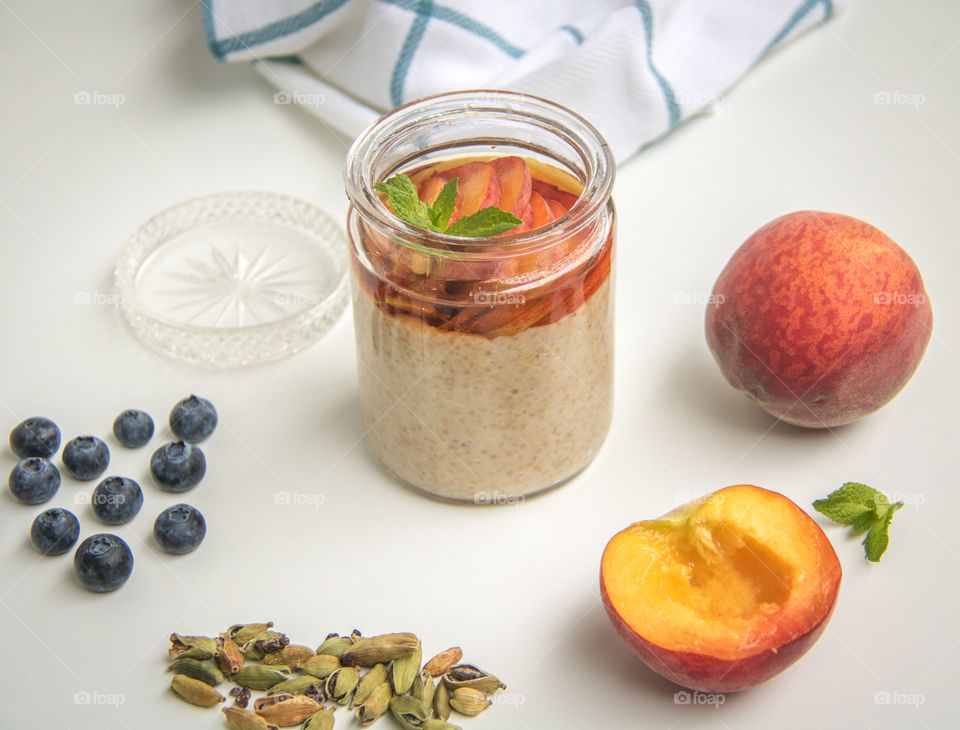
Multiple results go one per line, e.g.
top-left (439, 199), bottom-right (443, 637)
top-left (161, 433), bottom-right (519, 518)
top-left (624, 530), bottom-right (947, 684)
top-left (2, 1), bottom-right (957, 728)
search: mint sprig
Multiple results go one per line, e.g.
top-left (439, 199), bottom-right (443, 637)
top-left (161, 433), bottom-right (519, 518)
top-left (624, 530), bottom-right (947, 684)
top-left (374, 173), bottom-right (521, 238)
top-left (813, 482), bottom-right (903, 562)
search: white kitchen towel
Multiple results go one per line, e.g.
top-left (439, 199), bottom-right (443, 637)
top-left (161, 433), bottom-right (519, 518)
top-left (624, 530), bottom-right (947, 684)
top-left (202, 0), bottom-right (846, 163)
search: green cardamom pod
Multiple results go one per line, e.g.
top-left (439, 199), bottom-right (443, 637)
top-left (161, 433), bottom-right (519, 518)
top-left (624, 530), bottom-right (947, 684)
top-left (340, 633), bottom-right (419, 667)
top-left (391, 640), bottom-right (422, 694)
top-left (302, 708), bottom-right (336, 730)
top-left (433, 680), bottom-right (452, 721)
top-left (354, 681), bottom-right (392, 726)
top-left (216, 634), bottom-right (245, 675)
top-left (169, 633), bottom-right (218, 660)
top-left (228, 622), bottom-right (274, 645)
top-left (410, 669), bottom-right (435, 709)
top-left (222, 706), bottom-right (277, 730)
top-left (423, 647), bottom-right (462, 677)
top-left (170, 673), bottom-right (225, 707)
top-left (262, 644), bottom-right (314, 668)
top-left (389, 695), bottom-right (429, 730)
top-left (168, 657), bottom-right (224, 686)
top-left (253, 694), bottom-right (324, 726)
top-left (300, 653), bottom-right (342, 679)
top-left (316, 635), bottom-right (354, 658)
top-left (267, 674), bottom-right (325, 697)
top-left (325, 666), bottom-right (360, 705)
top-left (442, 664), bottom-right (506, 694)
top-left (448, 687), bottom-right (491, 717)
top-left (231, 664), bottom-right (291, 690)
top-left (352, 663), bottom-right (387, 707)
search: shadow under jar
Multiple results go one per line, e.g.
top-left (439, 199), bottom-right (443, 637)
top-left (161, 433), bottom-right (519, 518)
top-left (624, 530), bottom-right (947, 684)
top-left (344, 90), bottom-right (616, 503)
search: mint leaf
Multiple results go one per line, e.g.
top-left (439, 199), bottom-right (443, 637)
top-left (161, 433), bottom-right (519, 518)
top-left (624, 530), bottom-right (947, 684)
top-left (429, 177), bottom-right (458, 231)
top-left (813, 482), bottom-right (903, 562)
top-left (374, 174), bottom-right (434, 231)
top-left (446, 206), bottom-right (522, 238)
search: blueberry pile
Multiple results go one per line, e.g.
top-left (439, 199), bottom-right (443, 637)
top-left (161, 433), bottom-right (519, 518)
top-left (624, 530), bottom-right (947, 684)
top-left (7, 395), bottom-right (216, 593)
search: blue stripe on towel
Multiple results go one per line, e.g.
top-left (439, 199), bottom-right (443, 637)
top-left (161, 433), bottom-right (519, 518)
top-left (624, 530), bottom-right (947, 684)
top-left (203, 0), bottom-right (351, 61)
top-left (560, 25), bottom-right (584, 45)
top-left (755, 0), bottom-right (833, 63)
top-left (381, 0), bottom-right (525, 58)
top-left (634, 1), bottom-right (681, 128)
top-left (390, 0), bottom-right (434, 107)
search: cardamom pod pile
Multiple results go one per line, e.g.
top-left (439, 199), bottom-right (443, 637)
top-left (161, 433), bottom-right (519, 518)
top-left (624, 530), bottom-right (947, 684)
top-left (167, 623), bottom-right (507, 729)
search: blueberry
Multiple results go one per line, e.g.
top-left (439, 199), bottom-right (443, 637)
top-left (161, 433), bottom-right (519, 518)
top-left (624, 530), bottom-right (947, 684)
top-left (91, 476), bottom-right (143, 525)
top-left (30, 508), bottom-right (80, 555)
top-left (169, 395), bottom-right (217, 443)
top-left (74, 534), bottom-right (133, 592)
top-left (61, 435), bottom-right (110, 481)
top-left (10, 416), bottom-right (61, 458)
top-left (9, 458), bottom-right (61, 504)
top-left (112, 409), bottom-right (154, 448)
top-left (153, 503), bottom-right (206, 554)
top-left (150, 441), bottom-right (206, 492)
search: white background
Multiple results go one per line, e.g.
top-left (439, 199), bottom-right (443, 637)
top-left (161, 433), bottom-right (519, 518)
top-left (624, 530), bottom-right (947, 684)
top-left (1, 1), bottom-right (957, 728)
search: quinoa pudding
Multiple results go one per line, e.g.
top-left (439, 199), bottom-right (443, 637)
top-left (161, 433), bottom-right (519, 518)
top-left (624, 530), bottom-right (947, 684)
top-left (349, 153), bottom-right (615, 501)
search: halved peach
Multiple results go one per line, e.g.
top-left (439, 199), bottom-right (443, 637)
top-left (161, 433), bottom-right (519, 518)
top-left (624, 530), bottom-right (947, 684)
top-left (600, 485), bottom-right (841, 692)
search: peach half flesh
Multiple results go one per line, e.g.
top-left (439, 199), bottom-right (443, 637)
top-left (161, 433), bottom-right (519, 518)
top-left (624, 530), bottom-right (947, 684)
top-left (600, 485), bottom-right (841, 692)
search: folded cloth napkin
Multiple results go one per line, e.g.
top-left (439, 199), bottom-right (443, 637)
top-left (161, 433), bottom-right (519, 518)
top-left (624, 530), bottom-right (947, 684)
top-left (202, 0), bottom-right (846, 163)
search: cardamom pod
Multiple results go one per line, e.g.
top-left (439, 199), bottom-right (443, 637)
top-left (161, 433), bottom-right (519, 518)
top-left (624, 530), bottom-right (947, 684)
top-left (420, 720), bottom-right (463, 730)
top-left (252, 632), bottom-right (290, 657)
top-left (169, 633), bottom-right (218, 660)
top-left (168, 657), bottom-right (224, 686)
top-left (340, 633), bottom-right (419, 667)
top-left (448, 687), bottom-right (491, 717)
top-left (325, 666), bottom-right (360, 705)
top-left (217, 634), bottom-right (245, 675)
top-left (351, 663), bottom-right (387, 707)
top-left (300, 653), bottom-right (342, 679)
top-left (228, 622), bottom-right (274, 645)
top-left (230, 686), bottom-right (252, 709)
top-left (410, 669), bottom-right (435, 709)
top-left (232, 664), bottom-right (291, 690)
top-left (267, 675), bottom-right (326, 698)
top-left (391, 640), bottom-right (422, 694)
top-left (222, 706), bottom-right (278, 730)
top-left (423, 647), bottom-right (462, 677)
top-left (442, 664), bottom-right (506, 694)
top-left (302, 708), bottom-right (336, 730)
top-left (254, 694), bottom-right (324, 726)
top-left (389, 695), bottom-right (429, 730)
top-left (170, 673), bottom-right (225, 707)
top-left (433, 679), bottom-right (451, 721)
top-left (316, 635), bottom-right (354, 658)
top-left (354, 681), bottom-right (392, 726)
top-left (262, 644), bottom-right (314, 668)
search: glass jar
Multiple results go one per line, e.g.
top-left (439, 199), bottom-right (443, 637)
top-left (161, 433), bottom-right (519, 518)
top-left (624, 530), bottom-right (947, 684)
top-left (344, 90), bottom-right (615, 503)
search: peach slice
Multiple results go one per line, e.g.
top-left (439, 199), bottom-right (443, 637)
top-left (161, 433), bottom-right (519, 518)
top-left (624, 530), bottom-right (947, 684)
top-left (491, 156), bottom-right (532, 216)
top-left (418, 175), bottom-right (447, 206)
top-left (532, 179), bottom-right (579, 210)
top-left (529, 191), bottom-right (555, 228)
top-left (447, 161), bottom-right (501, 221)
top-left (600, 485), bottom-right (841, 692)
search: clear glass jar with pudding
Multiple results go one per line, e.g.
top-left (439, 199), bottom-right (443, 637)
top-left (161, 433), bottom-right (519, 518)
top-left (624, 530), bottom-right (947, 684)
top-left (343, 91), bottom-right (615, 503)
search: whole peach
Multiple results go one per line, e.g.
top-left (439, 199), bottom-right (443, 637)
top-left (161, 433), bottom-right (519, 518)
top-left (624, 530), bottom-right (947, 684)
top-left (705, 211), bottom-right (932, 427)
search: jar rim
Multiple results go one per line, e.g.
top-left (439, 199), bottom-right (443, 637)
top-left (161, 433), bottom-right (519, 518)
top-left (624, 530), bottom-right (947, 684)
top-left (343, 90), bottom-right (615, 255)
